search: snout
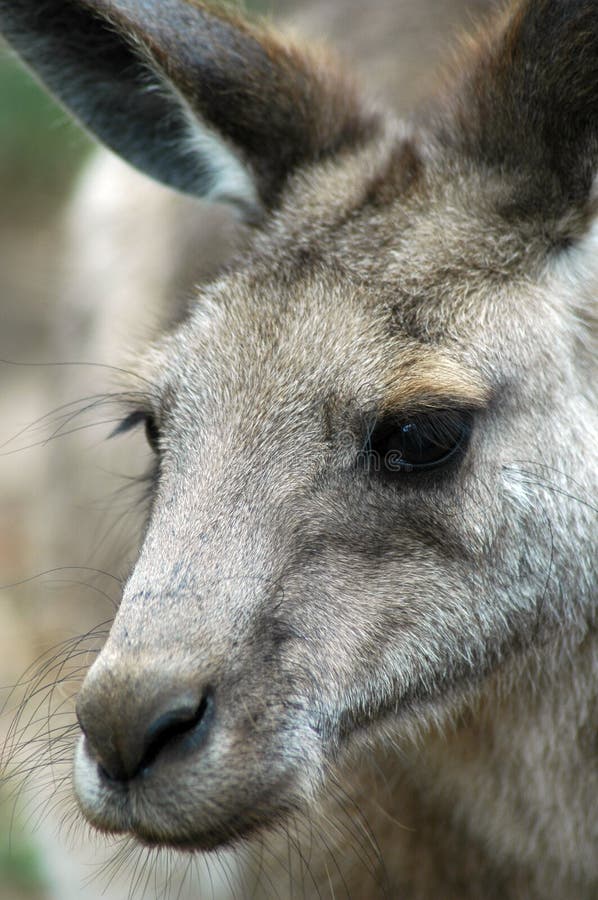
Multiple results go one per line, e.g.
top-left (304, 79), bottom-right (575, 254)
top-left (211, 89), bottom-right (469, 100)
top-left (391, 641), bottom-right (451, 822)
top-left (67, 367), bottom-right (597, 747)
top-left (76, 664), bottom-right (212, 783)
top-left (71, 517), bottom-right (324, 849)
top-left (73, 642), bottom-right (321, 849)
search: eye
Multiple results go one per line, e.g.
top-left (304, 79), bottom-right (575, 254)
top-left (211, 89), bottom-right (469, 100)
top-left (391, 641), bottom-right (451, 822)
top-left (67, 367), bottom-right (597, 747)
top-left (365, 409), bottom-right (472, 475)
top-left (112, 409), bottom-right (161, 453)
top-left (143, 414), bottom-right (160, 453)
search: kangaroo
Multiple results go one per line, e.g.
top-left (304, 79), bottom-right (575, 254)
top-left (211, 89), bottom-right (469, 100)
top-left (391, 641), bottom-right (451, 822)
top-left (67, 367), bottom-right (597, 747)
top-left (1, 0), bottom-right (597, 897)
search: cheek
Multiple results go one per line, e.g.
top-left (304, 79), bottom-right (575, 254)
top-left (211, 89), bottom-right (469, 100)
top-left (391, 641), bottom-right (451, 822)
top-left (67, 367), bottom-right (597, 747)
top-left (278, 550), bottom-right (496, 730)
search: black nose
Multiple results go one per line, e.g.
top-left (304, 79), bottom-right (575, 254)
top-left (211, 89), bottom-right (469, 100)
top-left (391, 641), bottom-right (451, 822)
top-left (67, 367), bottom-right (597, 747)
top-left (76, 672), bottom-right (211, 782)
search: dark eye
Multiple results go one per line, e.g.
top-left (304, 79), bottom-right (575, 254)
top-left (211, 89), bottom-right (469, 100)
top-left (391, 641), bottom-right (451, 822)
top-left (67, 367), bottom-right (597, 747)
top-left (112, 409), bottom-right (160, 453)
top-left (143, 415), bottom-right (160, 453)
top-left (365, 409), bottom-right (472, 475)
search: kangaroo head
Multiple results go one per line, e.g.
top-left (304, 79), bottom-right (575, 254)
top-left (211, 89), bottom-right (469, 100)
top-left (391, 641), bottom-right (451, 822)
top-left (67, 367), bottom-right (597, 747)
top-left (2, 0), bottom-right (596, 853)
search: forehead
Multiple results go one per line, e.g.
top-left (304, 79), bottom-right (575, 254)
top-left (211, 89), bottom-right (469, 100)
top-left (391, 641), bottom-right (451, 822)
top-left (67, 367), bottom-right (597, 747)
top-left (143, 150), bottom-right (542, 410)
top-left (153, 271), bottom-right (402, 409)
top-left (262, 138), bottom-right (541, 284)
top-left (147, 269), bottom-right (493, 429)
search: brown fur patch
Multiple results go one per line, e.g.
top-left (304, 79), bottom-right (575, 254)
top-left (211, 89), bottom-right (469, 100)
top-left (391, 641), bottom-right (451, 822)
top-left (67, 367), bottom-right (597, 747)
top-left (383, 350), bottom-right (491, 411)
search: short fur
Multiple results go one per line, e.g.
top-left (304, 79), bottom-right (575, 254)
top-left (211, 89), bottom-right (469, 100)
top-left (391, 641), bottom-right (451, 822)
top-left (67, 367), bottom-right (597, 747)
top-left (1, 0), bottom-right (597, 897)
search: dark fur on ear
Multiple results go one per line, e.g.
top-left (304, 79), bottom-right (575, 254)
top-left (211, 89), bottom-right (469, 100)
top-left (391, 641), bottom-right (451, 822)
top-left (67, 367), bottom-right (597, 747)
top-left (436, 0), bottom-right (598, 215)
top-left (0, 0), bottom-right (381, 214)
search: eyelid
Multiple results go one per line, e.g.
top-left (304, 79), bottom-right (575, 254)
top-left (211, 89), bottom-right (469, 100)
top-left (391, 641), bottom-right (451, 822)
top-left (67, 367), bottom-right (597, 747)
top-left (110, 409), bottom-right (150, 438)
top-left (362, 402), bottom-right (475, 438)
top-left (380, 396), bottom-right (484, 419)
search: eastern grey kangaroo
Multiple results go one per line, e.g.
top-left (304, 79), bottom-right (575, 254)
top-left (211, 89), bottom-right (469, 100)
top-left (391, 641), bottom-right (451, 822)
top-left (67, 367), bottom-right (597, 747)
top-left (1, 0), bottom-right (597, 897)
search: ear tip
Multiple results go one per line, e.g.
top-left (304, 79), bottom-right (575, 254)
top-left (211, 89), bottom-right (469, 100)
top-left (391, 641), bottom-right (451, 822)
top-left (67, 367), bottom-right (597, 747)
top-left (436, 0), bottom-right (598, 179)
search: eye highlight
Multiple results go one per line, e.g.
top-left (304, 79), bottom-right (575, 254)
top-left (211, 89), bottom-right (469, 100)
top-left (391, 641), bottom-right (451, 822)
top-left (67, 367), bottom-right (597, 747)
top-left (363, 409), bottom-right (472, 476)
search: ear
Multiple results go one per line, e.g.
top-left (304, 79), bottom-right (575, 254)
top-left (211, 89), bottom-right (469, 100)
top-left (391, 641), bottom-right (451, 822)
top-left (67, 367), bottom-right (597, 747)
top-left (0, 0), bottom-right (381, 220)
top-left (441, 0), bottom-right (598, 220)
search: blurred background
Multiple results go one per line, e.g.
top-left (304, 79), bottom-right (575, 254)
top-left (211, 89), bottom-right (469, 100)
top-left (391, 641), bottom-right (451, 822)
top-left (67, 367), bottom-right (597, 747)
top-left (0, 39), bottom-right (92, 900)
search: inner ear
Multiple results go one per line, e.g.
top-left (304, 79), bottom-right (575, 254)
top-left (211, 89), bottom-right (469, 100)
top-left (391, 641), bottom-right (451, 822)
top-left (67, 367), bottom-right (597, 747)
top-left (0, 0), bottom-right (383, 218)
top-left (435, 0), bottom-right (598, 218)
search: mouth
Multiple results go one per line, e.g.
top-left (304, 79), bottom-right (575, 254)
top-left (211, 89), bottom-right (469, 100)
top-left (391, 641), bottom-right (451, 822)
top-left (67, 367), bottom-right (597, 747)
top-left (73, 723), bottom-right (316, 852)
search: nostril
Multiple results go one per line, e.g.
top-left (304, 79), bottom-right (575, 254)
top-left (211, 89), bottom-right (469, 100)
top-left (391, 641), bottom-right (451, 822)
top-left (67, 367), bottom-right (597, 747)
top-left (78, 685), bottom-right (213, 783)
top-left (139, 692), bottom-right (211, 774)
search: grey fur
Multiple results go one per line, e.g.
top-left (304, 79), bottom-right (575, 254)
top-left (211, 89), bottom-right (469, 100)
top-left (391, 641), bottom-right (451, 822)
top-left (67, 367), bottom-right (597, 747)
top-left (2, 0), bottom-right (597, 897)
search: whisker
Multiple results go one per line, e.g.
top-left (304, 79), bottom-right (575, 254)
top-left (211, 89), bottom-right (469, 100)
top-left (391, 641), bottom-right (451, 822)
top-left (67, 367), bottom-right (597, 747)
top-left (0, 357), bottom-right (156, 388)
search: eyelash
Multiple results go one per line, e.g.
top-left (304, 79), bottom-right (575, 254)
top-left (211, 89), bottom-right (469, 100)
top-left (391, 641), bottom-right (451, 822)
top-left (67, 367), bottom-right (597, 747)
top-left (112, 409), bottom-right (161, 453)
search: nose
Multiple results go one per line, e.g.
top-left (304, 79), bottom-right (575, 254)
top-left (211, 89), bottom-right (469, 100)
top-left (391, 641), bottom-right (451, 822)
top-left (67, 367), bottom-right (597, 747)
top-left (76, 667), bottom-right (211, 782)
